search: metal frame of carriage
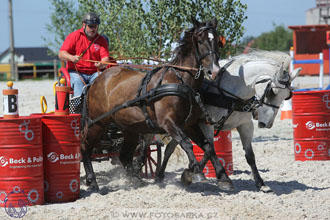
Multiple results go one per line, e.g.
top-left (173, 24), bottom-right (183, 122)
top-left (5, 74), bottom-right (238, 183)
top-left (58, 67), bottom-right (163, 178)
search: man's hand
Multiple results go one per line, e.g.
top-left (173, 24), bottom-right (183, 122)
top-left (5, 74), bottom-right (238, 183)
top-left (94, 62), bottom-right (107, 70)
top-left (95, 57), bottom-right (111, 70)
top-left (71, 55), bottom-right (81, 63)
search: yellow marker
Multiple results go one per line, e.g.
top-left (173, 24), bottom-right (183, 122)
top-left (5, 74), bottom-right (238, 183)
top-left (7, 81), bottom-right (13, 88)
top-left (40, 96), bottom-right (48, 113)
top-left (60, 78), bottom-right (66, 85)
top-left (53, 81), bottom-right (58, 96)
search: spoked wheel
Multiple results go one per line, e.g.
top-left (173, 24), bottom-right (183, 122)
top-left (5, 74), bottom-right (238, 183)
top-left (141, 143), bottom-right (162, 178)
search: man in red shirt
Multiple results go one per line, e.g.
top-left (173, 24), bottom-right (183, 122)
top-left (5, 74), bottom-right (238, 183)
top-left (58, 12), bottom-right (110, 97)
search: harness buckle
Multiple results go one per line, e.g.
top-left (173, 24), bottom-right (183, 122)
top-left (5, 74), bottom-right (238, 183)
top-left (242, 97), bottom-right (261, 112)
top-left (242, 104), bottom-right (252, 112)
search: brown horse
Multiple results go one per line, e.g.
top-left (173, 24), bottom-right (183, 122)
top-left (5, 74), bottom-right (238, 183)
top-left (81, 16), bottom-right (232, 191)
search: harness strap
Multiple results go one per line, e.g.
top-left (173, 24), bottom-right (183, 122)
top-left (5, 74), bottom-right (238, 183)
top-left (214, 108), bottom-right (234, 135)
top-left (87, 83), bottom-right (195, 127)
top-left (201, 91), bottom-right (258, 112)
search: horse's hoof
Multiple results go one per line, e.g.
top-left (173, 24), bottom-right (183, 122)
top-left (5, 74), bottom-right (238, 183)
top-left (259, 185), bottom-right (273, 193)
top-left (181, 169), bottom-right (193, 186)
top-left (154, 175), bottom-right (164, 183)
top-left (128, 175), bottom-right (144, 188)
top-left (87, 184), bottom-right (99, 192)
top-left (191, 173), bottom-right (207, 183)
top-left (217, 180), bottom-right (234, 191)
top-left (132, 160), bottom-right (144, 173)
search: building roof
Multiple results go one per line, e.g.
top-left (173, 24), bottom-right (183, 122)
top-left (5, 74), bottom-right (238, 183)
top-left (0, 47), bottom-right (58, 62)
top-left (288, 24), bottom-right (330, 31)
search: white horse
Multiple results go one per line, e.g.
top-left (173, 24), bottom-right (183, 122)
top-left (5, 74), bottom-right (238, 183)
top-left (154, 51), bottom-right (302, 192)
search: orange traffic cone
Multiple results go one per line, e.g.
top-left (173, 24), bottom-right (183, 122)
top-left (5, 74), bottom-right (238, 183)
top-left (280, 99), bottom-right (292, 120)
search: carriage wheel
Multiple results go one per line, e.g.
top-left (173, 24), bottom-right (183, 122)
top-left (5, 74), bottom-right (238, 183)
top-left (142, 143), bottom-right (162, 178)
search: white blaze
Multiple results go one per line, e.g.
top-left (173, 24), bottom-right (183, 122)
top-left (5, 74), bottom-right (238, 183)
top-left (208, 32), bottom-right (214, 41)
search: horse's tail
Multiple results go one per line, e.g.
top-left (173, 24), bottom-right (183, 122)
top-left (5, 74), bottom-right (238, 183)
top-left (80, 92), bottom-right (89, 151)
top-left (80, 119), bottom-right (89, 151)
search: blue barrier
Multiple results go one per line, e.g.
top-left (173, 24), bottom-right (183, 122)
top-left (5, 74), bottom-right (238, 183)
top-left (293, 88), bottom-right (323, 92)
top-left (290, 51), bottom-right (324, 88)
top-left (293, 60), bottom-right (323, 64)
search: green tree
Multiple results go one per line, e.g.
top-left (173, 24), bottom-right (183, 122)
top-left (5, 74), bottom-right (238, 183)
top-left (44, 0), bottom-right (247, 61)
top-left (42, 0), bottom-right (82, 56)
top-left (251, 24), bottom-right (293, 51)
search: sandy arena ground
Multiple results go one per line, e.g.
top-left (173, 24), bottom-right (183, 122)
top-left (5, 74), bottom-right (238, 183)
top-left (0, 76), bottom-right (329, 220)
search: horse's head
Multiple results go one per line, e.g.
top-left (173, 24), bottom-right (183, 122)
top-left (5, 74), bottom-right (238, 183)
top-left (190, 16), bottom-right (222, 77)
top-left (255, 67), bottom-right (302, 128)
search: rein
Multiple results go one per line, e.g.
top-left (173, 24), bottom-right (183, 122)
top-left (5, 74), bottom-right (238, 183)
top-left (81, 58), bottom-right (199, 72)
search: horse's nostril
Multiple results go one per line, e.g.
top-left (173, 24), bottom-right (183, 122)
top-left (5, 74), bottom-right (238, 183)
top-left (252, 110), bottom-right (258, 120)
top-left (258, 122), bottom-right (266, 128)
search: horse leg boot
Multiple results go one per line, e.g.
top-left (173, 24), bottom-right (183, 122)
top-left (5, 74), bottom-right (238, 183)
top-left (165, 124), bottom-right (206, 185)
top-left (189, 138), bottom-right (234, 191)
top-left (132, 134), bottom-right (154, 175)
top-left (196, 122), bottom-right (234, 191)
top-left (155, 138), bottom-right (178, 182)
top-left (82, 148), bottom-right (99, 191)
top-left (161, 121), bottom-right (206, 185)
top-left (81, 120), bottom-right (105, 192)
top-left (178, 136), bottom-right (207, 186)
top-left (237, 125), bottom-right (272, 192)
top-left (200, 141), bottom-right (234, 191)
top-left (119, 132), bottom-right (143, 186)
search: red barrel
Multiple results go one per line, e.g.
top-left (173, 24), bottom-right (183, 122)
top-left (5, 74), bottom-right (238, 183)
top-left (40, 114), bottom-right (81, 203)
top-left (193, 130), bottom-right (233, 177)
top-left (292, 90), bottom-right (330, 161)
top-left (0, 116), bottom-right (44, 207)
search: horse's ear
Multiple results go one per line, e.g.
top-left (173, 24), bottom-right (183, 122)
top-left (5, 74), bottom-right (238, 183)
top-left (210, 18), bottom-right (218, 28)
top-left (290, 67), bottom-right (302, 81)
top-left (191, 16), bottom-right (200, 28)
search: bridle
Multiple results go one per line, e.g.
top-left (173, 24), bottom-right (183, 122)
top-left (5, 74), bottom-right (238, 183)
top-left (192, 25), bottom-right (220, 80)
top-left (255, 73), bottom-right (293, 109)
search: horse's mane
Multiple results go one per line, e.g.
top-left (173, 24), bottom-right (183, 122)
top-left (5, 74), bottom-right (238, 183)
top-left (170, 27), bottom-right (196, 65)
top-left (230, 50), bottom-right (291, 70)
top-left (218, 50), bottom-right (291, 85)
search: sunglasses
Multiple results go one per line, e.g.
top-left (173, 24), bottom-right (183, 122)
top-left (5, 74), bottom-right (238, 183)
top-left (87, 24), bottom-right (98, 29)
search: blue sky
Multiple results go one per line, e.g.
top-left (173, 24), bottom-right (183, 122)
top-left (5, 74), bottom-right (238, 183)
top-left (0, 0), bottom-right (316, 53)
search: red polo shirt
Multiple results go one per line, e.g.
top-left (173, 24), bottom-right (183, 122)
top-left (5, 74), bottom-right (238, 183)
top-left (60, 27), bottom-right (110, 74)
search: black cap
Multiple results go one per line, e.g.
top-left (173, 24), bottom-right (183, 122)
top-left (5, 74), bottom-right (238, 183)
top-left (82, 12), bottom-right (100, 25)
